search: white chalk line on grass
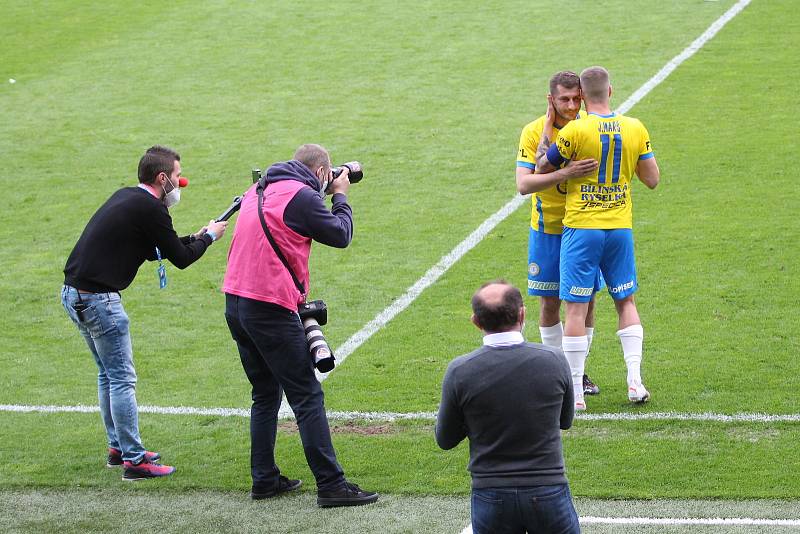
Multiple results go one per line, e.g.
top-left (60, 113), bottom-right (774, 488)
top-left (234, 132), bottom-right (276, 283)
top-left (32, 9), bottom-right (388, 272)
top-left (319, 193), bottom-right (526, 378)
top-left (580, 517), bottom-right (800, 526)
top-left (3, 405), bottom-right (799, 424)
top-left (460, 517), bottom-right (800, 533)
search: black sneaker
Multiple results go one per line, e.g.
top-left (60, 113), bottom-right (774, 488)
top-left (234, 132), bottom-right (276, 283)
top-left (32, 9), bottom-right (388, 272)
top-left (583, 374), bottom-right (600, 395)
top-left (317, 481), bottom-right (379, 508)
top-left (250, 475), bottom-right (302, 500)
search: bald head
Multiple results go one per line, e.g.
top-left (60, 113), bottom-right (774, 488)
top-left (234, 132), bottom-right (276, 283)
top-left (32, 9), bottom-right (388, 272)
top-left (471, 280), bottom-right (524, 333)
top-left (580, 66), bottom-right (611, 104)
top-left (294, 143), bottom-right (331, 174)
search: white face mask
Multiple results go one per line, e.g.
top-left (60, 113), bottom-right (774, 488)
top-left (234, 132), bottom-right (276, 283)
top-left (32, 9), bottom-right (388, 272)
top-left (317, 168), bottom-right (330, 195)
top-left (161, 175), bottom-right (181, 208)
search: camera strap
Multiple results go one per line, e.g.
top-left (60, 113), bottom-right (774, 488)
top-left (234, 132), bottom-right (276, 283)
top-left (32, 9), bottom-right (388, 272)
top-left (256, 181), bottom-right (307, 297)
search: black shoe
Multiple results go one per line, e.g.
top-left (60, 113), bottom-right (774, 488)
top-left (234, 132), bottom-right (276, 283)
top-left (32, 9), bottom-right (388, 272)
top-left (583, 374), bottom-right (600, 395)
top-left (250, 475), bottom-right (302, 500)
top-left (317, 481), bottom-right (379, 508)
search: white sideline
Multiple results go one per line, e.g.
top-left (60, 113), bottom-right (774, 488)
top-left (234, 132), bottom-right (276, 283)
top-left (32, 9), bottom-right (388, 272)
top-left (318, 193), bottom-right (526, 378)
top-left (581, 517), bottom-right (800, 526)
top-left (458, 1), bottom-right (754, 532)
top-left (2, 405), bottom-right (799, 424)
top-left (460, 517), bottom-right (800, 533)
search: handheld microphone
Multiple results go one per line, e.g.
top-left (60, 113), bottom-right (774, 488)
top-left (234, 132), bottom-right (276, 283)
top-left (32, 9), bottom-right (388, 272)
top-left (216, 196), bottom-right (243, 222)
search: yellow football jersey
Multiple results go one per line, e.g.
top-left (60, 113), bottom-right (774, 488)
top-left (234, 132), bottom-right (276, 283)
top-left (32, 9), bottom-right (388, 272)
top-left (517, 114), bottom-right (580, 234)
top-left (550, 112), bottom-right (653, 229)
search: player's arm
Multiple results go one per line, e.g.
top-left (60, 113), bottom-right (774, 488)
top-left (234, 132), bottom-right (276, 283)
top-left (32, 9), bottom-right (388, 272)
top-left (518, 159), bottom-right (598, 193)
top-left (536, 126), bottom-right (572, 173)
top-left (635, 130), bottom-right (659, 189)
top-left (636, 157), bottom-right (660, 189)
top-left (515, 124), bottom-right (540, 193)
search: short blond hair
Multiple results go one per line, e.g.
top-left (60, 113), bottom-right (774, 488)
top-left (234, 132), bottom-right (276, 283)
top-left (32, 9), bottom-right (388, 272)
top-left (293, 143), bottom-right (330, 173)
top-left (580, 66), bottom-right (610, 103)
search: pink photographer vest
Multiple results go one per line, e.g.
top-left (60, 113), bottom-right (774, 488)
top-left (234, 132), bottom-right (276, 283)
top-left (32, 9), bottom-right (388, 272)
top-left (223, 180), bottom-right (311, 312)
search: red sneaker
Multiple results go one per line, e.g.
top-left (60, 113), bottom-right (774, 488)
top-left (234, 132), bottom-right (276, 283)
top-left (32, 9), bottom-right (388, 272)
top-left (107, 448), bottom-right (161, 468)
top-left (122, 457), bottom-right (175, 481)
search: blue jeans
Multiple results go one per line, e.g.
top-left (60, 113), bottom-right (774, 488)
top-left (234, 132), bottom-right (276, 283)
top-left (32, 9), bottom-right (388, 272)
top-left (471, 484), bottom-right (580, 534)
top-left (225, 293), bottom-right (345, 492)
top-left (61, 285), bottom-right (146, 462)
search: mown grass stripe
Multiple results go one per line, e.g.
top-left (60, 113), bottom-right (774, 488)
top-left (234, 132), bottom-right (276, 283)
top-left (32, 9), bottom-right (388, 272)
top-left (2, 404), bottom-right (799, 424)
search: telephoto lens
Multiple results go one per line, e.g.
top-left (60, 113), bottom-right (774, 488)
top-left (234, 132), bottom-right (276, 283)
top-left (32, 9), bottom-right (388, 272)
top-left (303, 318), bottom-right (335, 372)
top-left (331, 161), bottom-right (363, 183)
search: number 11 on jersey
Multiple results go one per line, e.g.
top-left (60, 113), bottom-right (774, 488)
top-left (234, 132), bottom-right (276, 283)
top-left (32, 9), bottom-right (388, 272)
top-left (598, 133), bottom-right (622, 184)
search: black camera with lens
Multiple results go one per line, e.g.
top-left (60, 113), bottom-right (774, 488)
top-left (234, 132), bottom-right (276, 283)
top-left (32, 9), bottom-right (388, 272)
top-left (331, 161), bottom-right (363, 183)
top-left (298, 300), bottom-right (336, 372)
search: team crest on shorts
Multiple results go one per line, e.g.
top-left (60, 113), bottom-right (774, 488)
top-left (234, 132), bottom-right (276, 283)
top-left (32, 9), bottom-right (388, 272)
top-left (528, 262), bottom-right (540, 277)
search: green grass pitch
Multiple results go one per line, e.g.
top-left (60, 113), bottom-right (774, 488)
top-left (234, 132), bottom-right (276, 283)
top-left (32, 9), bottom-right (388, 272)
top-left (1, 0), bottom-right (798, 532)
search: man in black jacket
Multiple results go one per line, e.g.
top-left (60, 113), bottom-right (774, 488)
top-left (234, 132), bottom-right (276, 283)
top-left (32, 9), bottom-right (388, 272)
top-left (62, 145), bottom-right (228, 481)
top-left (436, 280), bottom-right (579, 533)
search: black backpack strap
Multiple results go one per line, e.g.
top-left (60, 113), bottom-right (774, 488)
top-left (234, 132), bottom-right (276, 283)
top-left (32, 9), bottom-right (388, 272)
top-left (256, 180), bottom-right (306, 297)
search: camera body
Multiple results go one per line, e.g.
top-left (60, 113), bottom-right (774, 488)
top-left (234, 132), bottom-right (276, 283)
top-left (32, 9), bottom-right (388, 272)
top-left (298, 300), bottom-right (335, 372)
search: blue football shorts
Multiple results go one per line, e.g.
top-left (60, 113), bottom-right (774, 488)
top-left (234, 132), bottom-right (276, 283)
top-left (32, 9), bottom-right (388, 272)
top-left (559, 227), bottom-right (638, 302)
top-left (528, 227), bottom-right (604, 297)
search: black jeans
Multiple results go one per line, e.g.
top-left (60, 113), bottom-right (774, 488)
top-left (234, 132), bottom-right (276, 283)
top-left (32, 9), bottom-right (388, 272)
top-left (225, 293), bottom-right (345, 492)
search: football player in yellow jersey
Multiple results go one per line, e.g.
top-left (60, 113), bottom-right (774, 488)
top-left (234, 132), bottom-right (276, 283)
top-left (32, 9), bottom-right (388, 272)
top-left (535, 66), bottom-right (660, 410)
top-left (516, 71), bottom-right (601, 396)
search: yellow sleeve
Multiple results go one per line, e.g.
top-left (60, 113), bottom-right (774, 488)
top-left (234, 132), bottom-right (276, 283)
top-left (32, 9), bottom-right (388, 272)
top-left (637, 121), bottom-right (654, 160)
top-left (517, 123), bottom-right (540, 169)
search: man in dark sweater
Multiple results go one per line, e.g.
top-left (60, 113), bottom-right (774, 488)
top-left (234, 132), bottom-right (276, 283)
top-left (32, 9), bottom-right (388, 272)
top-left (436, 280), bottom-right (579, 534)
top-left (61, 145), bottom-right (228, 481)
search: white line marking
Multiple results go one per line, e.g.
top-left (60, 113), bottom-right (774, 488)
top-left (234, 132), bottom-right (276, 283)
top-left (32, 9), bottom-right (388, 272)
top-left (282, 194), bottom-right (525, 415)
top-left (615, 0), bottom-right (752, 116)
top-left (3, 405), bottom-right (799, 424)
top-left (462, 517), bottom-right (800, 531)
top-left (322, 193), bottom-right (526, 377)
top-left (580, 517), bottom-right (800, 526)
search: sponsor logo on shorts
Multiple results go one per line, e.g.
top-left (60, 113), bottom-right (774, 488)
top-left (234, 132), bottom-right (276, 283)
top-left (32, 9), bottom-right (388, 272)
top-left (609, 280), bottom-right (635, 294)
top-left (528, 281), bottom-right (559, 291)
top-left (569, 286), bottom-right (593, 297)
top-left (528, 262), bottom-right (541, 277)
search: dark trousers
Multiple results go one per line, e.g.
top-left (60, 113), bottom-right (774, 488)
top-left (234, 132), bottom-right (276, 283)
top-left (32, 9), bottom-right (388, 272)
top-left (471, 484), bottom-right (580, 534)
top-left (225, 293), bottom-right (345, 492)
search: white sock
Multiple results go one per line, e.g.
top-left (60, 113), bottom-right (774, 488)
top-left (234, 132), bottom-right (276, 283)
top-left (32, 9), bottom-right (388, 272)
top-left (539, 323), bottom-right (563, 349)
top-left (617, 324), bottom-right (644, 385)
top-left (562, 335), bottom-right (588, 402)
top-left (585, 327), bottom-right (594, 361)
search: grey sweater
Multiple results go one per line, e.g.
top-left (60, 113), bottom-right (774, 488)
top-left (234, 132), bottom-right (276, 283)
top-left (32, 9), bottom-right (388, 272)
top-left (435, 342), bottom-right (574, 488)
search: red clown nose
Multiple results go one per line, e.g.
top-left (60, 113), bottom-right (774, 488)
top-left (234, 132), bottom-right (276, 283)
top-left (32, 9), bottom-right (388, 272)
top-left (178, 177), bottom-right (189, 188)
